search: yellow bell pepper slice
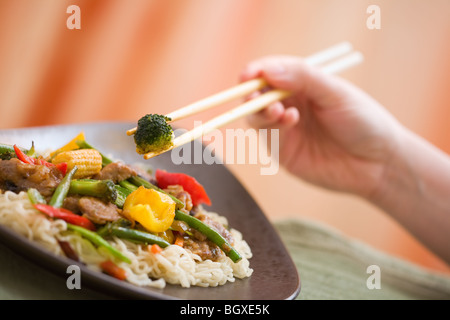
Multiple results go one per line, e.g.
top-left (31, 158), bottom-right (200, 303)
top-left (123, 186), bottom-right (176, 233)
top-left (50, 131), bottom-right (85, 158)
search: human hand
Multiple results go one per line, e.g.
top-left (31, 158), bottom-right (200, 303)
top-left (241, 55), bottom-right (405, 199)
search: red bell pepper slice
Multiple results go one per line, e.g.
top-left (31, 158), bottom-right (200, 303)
top-left (155, 169), bottom-right (211, 206)
top-left (54, 162), bottom-right (68, 176)
top-left (13, 144), bottom-right (35, 165)
top-left (100, 260), bottom-right (127, 281)
top-left (34, 203), bottom-right (96, 231)
top-left (13, 144), bottom-right (67, 175)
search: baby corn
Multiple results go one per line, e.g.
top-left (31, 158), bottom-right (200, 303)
top-left (52, 149), bottom-right (102, 179)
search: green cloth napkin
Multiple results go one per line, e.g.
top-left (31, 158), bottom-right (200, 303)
top-left (274, 218), bottom-right (450, 300)
top-left (1, 218), bottom-right (449, 300)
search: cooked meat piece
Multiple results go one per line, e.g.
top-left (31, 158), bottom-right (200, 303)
top-left (191, 229), bottom-right (207, 241)
top-left (164, 184), bottom-right (193, 212)
top-left (195, 213), bottom-right (234, 245)
top-left (181, 212), bottom-right (235, 261)
top-left (183, 238), bottom-right (224, 261)
top-left (78, 196), bottom-right (121, 225)
top-left (93, 162), bottom-right (137, 183)
top-left (63, 195), bottom-right (82, 214)
top-left (0, 158), bottom-right (63, 197)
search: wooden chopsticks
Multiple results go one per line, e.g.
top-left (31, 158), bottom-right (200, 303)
top-left (128, 42), bottom-right (364, 159)
top-left (125, 78), bottom-right (269, 136)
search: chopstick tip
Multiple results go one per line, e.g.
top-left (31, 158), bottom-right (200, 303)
top-left (143, 152), bottom-right (156, 160)
top-left (126, 128), bottom-right (137, 136)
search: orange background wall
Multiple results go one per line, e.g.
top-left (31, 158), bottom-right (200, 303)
top-left (1, 0), bottom-right (449, 274)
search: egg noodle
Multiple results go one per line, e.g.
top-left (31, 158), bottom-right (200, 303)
top-left (0, 190), bottom-right (253, 288)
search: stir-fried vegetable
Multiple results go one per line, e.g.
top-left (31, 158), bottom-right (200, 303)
top-left (66, 223), bottom-right (131, 264)
top-left (0, 143), bottom-right (29, 160)
top-left (155, 169), bottom-right (211, 206)
top-left (174, 210), bottom-right (242, 263)
top-left (100, 260), bottom-right (127, 280)
top-left (118, 179), bottom-right (138, 192)
top-left (57, 240), bottom-right (80, 262)
top-left (13, 144), bottom-right (67, 175)
top-left (49, 166), bottom-right (78, 208)
top-left (34, 204), bottom-right (96, 231)
top-left (149, 244), bottom-right (163, 254)
top-left (75, 139), bottom-right (113, 167)
top-left (174, 234), bottom-right (184, 247)
top-left (69, 179), bottom-right (117, 203)
top-left (3, 134), bottom-right (246, 286)
top-left (132, 114), bottom-right (174, 155)
top-left (98, 220), bottom-right (171, 248)
top-left (28, 179), bottom-right (97, 231)
top-left (52, 149), bottom-right (102, 179)
top-left (25, 142), bottom-right (36, 157)
top-left (75, 138), bottom-right (185, 209)
top-left (128, 175), bottom-right (184, 209)
top-left (0, 143), bottom-right (19, 160)
top-left (113, 184), bottom-right (132, 208)
top-left (49, 131), bottom-right (85, 158)
top-left (27, 188), bottom-right (46, 205)
top-left (122, 186), bottom-right (176, 233)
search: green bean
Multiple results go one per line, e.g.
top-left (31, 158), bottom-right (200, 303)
top-left (174, 210), bottom-right (242, 263)
top-left (98, 223), bottom-right (170, 248)
top-left (66, 223), bottom-right (131, 264)
top-left (118, 179), bottom-right (138, 192)
top-left (49, 166), bottom-right (78, 208)
top-left (27, 188), bottom-right (47, 205)
top-left (114, 184), bottom-right (132, 208)
top-left (26, 141), bottom-right (36, 157)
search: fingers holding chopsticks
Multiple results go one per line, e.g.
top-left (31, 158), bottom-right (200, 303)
top-left (130, 42), bottom-right (363, 160)
top-left (246, 102), bottom-right (300, 130)
top-left (240, 54), bottom-right (355, 112)
top-left (240, 57), bottom-right (302, 129)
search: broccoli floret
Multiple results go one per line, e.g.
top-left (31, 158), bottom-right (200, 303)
top-left (133, 114), bottom-right (174, 154)
top-left (0, 143), bottom-right (29, 160)
top-left (0, 150), bottom-right (16, 160)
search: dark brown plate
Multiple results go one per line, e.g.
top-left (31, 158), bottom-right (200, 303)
top-left (0, 122), bottom-right (300, 300)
